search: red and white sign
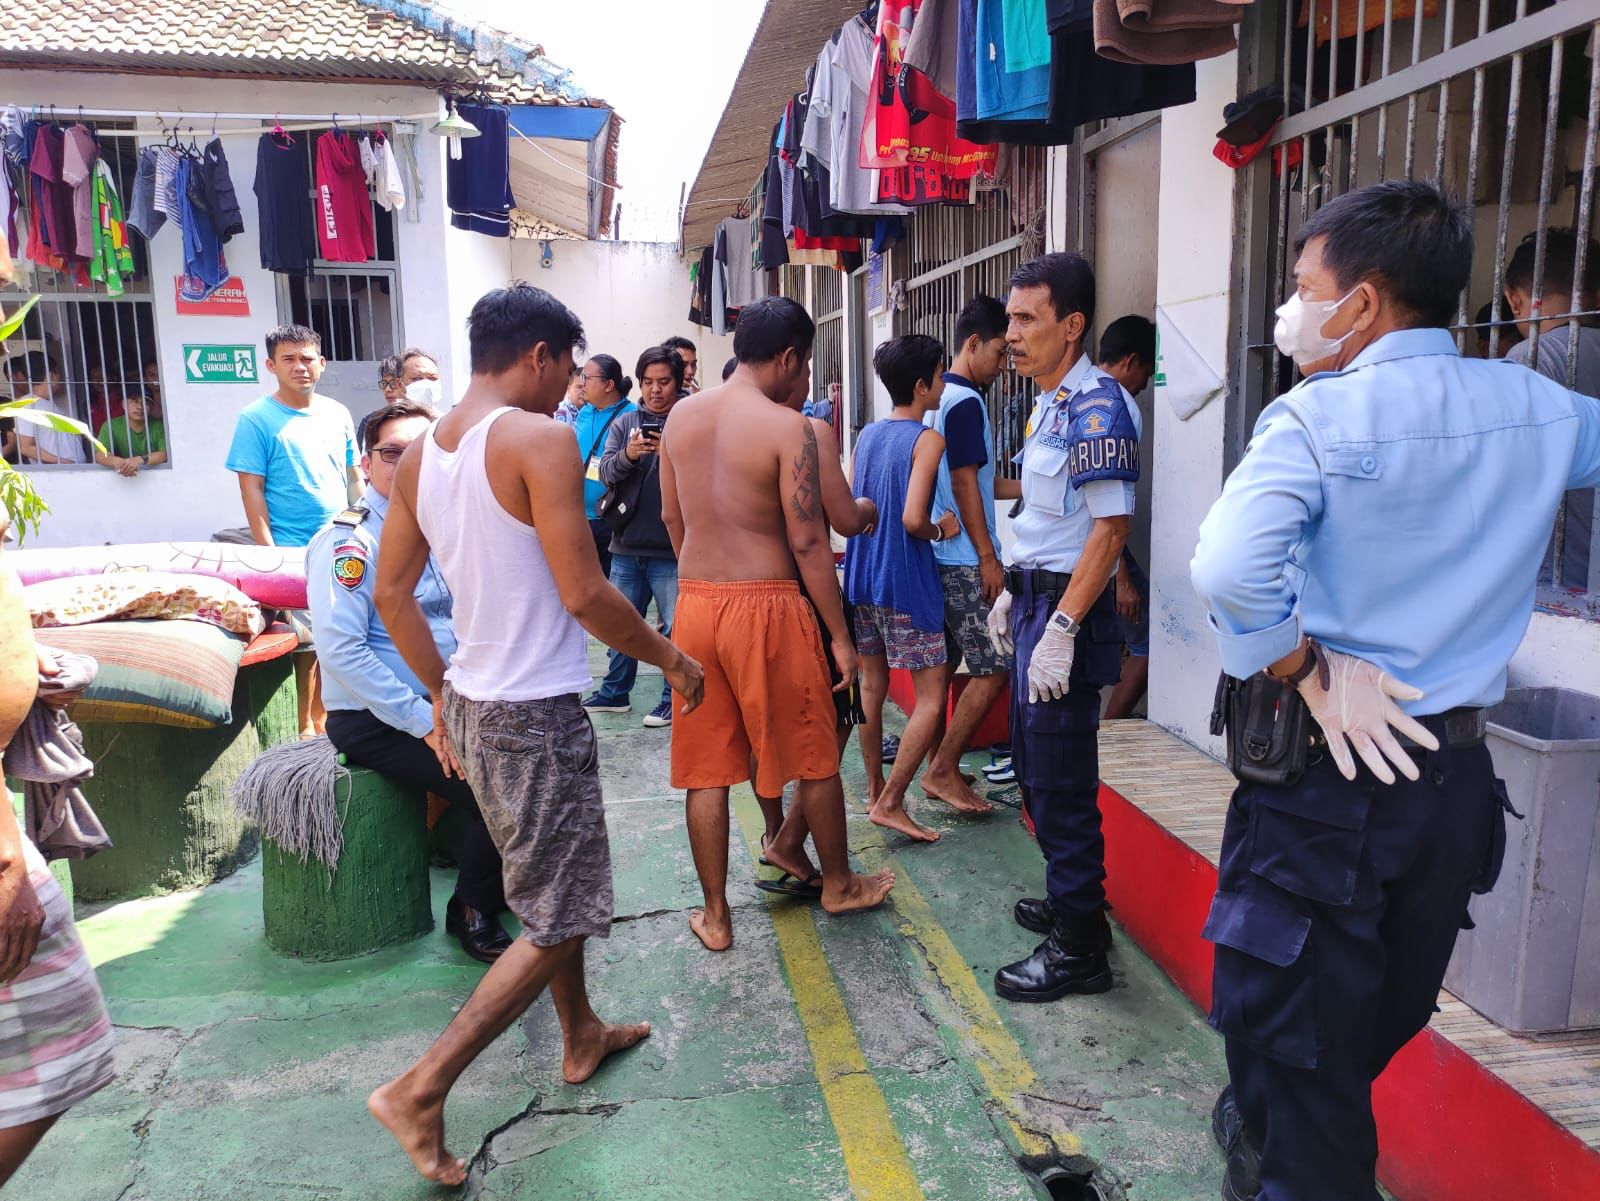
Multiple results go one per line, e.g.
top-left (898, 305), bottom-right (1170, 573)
top-left (174, 276), bottom-right (251, 317)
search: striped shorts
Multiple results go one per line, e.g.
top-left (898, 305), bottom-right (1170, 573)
top-left (0, 837), bottom-right (115, 1129)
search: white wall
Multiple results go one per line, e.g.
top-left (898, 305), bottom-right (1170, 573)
top-left (508, 240), bottom-right (733, 380)
top-left (1145, 54), bottom-right (1238, 754)
top-left (2, 69), bottom-right (457, 549)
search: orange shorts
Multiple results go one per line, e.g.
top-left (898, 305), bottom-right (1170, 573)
top-left (670, 579), bottom-right (841, 795)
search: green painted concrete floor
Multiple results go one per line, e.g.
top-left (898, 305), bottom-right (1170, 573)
top-left (18, 648), bottom-right (1229, 1201)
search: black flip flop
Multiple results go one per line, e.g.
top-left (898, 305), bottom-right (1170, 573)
top-left (755, 871), bottom-right (824, 900)
top-left (759, 833), bottom-right (772, 867)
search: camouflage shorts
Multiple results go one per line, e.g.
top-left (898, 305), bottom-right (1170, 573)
top-left (939, 565), bottom-right (1009, 676)
top-left (442, 686), bottom-right (612, 946)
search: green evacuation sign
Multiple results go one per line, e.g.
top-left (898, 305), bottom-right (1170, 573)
top-left (184, 344), bottom-right (257, 384)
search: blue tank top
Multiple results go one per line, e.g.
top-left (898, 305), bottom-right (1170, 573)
top-left (843, 418), bottom-right (945, 633)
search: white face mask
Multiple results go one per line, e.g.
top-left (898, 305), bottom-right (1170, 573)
top-left (405, 378), bottom-right (442, 408)
top-left (1274, 287), bottom-right (1360, 369)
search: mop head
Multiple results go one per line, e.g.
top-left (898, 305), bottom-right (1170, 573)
top-left (230, 736), bottom-right (350, 868)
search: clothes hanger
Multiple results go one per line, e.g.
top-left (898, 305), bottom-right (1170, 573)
top-left (271, 112), bottom-right (293, 147)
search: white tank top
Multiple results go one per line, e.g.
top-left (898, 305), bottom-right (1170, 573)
top-left (417, 406), bottom-right (592, 702)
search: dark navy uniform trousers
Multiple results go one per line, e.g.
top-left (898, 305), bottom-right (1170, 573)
top-left (1008, 570), bottom-right (1124, 917)
top-left (1204, 736), bottom-right (1508, 1200)
top-left (326, 708), bottom-right (507, 916)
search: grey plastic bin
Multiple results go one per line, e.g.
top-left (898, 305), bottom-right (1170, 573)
top-left (1443, 687), bottom-right (1600, 1033)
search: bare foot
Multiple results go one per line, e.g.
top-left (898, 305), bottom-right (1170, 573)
top-left (869, 799), bottom-right (941, 842)
top-left (689, 908), bottom-right (733, 952)
top-left (763, 837), bottom-right (820, 885)
top-left (562, 1020), bottom-right (652, 1084)
top-left (865, 775), bottom-right (886, 807)
top-left (920, 769), bottom-right (995, 815)
top-left (368, 1079), bottom-right (467, 1186)
top-left (821, 868), bottom-right (896, 914)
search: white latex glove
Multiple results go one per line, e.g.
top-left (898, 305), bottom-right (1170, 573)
top-left (1296, 645), bottom-right (1440, 785)
top-left (987, 589), bottom-right (1015, 657)
top-left (1027, 619), bottom-right (1076, 703)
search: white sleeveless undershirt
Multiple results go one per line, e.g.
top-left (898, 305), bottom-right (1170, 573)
top-left (417, 406), bottom-right (591, 702)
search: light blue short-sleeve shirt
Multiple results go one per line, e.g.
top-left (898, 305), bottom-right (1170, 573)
top-left (226, 394), bottom-right (357, 548)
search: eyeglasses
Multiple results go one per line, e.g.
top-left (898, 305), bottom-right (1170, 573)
top-left (582, 373), bottom-right (607, 383)
top-left (372, 446), bottom-right (406, 465)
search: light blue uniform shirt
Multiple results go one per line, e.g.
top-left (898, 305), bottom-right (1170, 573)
top-left (1009, 355), bottom-right (1142, 573)
top-left (305, 489), bottom-right (457, 739)
top-left (1191, 328), bottom-right (1600, 712)
top-left (926, 376), bottom-right (999, 568)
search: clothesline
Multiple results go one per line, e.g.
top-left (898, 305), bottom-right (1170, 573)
top-left (68, 117), bottom-right (436, 140)
top-left (508, 125), bottom-right (619, 189)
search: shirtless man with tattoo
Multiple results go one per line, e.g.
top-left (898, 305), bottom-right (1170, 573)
top-left (660, 296), bottom-right (896, 951)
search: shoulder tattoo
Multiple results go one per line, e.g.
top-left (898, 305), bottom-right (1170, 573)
top-left (790, 421), bottom-right (821, 524)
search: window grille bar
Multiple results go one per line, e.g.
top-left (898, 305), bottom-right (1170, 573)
top-left (1487, 48), bottom-right (1525, 360)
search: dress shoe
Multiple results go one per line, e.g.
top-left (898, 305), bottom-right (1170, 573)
top-left (446, 894), bottom-right (513, 964)
top-left (1212, 1086), bottom-right (1262, 1201)
top-left (994, 911), bottom-right (1113, 1002)
top-left (1013, 898), bottom-right (1114, 949)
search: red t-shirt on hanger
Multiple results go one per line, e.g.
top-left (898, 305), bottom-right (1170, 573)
top-left (314, 131), bottom-right (374, 263)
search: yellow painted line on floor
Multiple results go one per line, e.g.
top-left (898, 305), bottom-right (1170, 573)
top-left (729, 791), bottom-right (925, 1201)
top-left (851, 832), bottom-right (1085, 1164)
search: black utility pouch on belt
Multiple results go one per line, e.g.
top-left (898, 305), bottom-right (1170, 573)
top-left (1211, 672), bottom-right (1316, 787)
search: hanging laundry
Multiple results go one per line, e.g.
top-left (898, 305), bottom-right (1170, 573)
top-left (1091, 0), bottom-right (1244, 67)
top-left (177, 156), bottom-right (228, 297)
top-left (903, 0), bottom-right (961, 99)
top-left (126, 145), bottom-right (166, 240)
top-left (314, 130), bottom-right (375, 262)
top-left (867, 1), bottom-right (997, 182)
top-left (800, 15), bottom-right (912, 218)
top-left (201, 139), bottom-right (244, 242)
top-left (88, 160), bottom-right (134, 298)
top-left (373, 135), bottom-right (406, 213)
top-left (60, 124), bottom-right (99, 260)
top-left (447, 102), bottom-right (514, 238)
top-left (977, 0), bottom-right (1051, 123)
top-left (358, 133), bottom-right (379, 186)
top-left (254, 132), bottom-right (317, 273)
top-left (29, 123), bottom-right (79, 269)
top-left (153, 145), bottom-right (182, 221)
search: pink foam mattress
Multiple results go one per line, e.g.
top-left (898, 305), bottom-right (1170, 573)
top-left (10, 543), bottom-right (308, 610)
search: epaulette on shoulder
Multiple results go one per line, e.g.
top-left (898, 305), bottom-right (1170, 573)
top-left (331, 507), bottom-right (368, 528)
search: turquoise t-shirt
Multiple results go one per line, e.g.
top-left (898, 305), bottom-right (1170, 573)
top-left (225, 394), bottom-right (357, 547)
top-left (574, 398), bottom-right (636, 519)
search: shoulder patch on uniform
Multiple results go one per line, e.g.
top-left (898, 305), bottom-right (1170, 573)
top-left (331, 507), bottom-right (368, 529)
top-left (1066, 381), bottom-right (1139, 489)
top-left (332, 541), bottom-right (368, 591)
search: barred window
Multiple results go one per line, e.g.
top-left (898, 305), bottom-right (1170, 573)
top-left (1, 119), bottom-right (165, 471)
top-left (1232, 0), bottom-right (1600, 612)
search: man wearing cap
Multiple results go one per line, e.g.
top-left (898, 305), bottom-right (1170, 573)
top-left (1191, 180), bottom-right (1600, 1201)
top-left (986, 252), bottom-right (1142, 1004)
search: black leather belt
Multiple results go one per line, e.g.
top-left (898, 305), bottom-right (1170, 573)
top-left (1311, 705), bottom-right (1486, 752)
top-left (1005, 567), bottom-right (1072, 597)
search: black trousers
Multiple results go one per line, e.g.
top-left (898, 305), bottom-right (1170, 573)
top-left (1008, 572), bottom-right (1124, 915)
top-left (589, 517), bottom-right (614, 582)
top-left (1204, 738), bottom-right (1507, 1200)
top-left (324, 708), bottom-right (505, 914)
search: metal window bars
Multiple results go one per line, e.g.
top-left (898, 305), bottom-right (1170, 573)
top-left (0, 118), bottom-right (166, 470)
top-left (1233, 0), bottom-right (1600, 607)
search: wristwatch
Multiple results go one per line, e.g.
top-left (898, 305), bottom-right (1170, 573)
top-left (1267, 639), bottom-right (1324, 687)
top-left (1048, 611), bottom-right (1081, 637)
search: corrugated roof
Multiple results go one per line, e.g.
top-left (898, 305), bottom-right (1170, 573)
top-left (681, 0), bottom-right (864, 251)
top-left (0, 0), bottom-right (589, 107)
top-left (0, 0), bottom-right (623, 235)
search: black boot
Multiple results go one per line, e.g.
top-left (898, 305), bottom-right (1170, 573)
top-left (1013, 898), bottom-right (1114, 949)
top-left (1212, 1086), bottom-right (1261, 1201)
top-left (994, 910), bottom-right (1113, 1002)
top-left (446, 894), bottom-right (513, 964)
